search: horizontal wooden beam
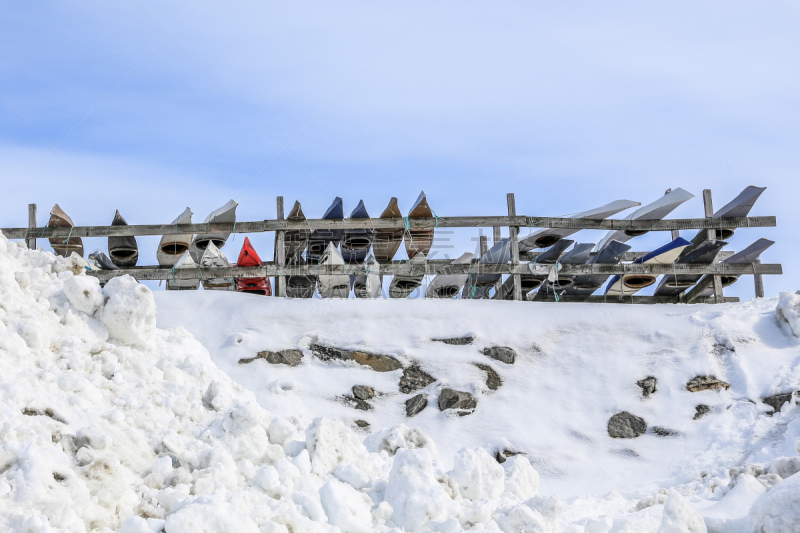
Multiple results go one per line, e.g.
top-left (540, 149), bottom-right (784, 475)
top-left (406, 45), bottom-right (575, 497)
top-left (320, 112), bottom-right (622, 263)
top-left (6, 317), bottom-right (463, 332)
top-left (86, 261), bottom-right (782, 282)
top-left (533, 294), bottom-right (740, 304)
top-left (520, 251), bottom-right (736, 262)
top-left (1, 215), bottom-right (776, 239)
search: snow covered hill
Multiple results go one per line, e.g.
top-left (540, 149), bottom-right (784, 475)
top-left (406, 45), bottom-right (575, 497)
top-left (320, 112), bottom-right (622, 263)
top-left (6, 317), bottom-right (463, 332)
top-left (1, 231), bottom-right (799, 532)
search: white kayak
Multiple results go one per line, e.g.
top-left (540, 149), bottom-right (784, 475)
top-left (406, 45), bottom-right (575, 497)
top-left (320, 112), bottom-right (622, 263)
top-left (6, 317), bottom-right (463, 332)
top-left (519, 199), bottom-right (640, 251)
top-left (604, 237), bottom-right (692, 297)
top-left (158, 207), bottom-right (194, 267)
top-left (200, 241), bottom-right (233, 291)
top-left (694, 238), bottom-right (775, 297)
top-left (191, 199), bottom-right (238, 261)
top-left (352, 255), bottom-right (382, 299)
top-left (596, 188), bottom-right (695, 251)
top-left (166, 251), bottom-right (201, 291)
top-left (389, 254), bottom-right (427, 299)
top-left (426, 252), bottom-right (475, 298)
top-left (317, 242), bottom-right (350, 298)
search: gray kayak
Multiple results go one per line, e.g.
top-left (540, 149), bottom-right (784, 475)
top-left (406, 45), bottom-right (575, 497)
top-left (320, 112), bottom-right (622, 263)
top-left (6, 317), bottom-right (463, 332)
top-left (653, 240), bottom-right (727, 297)
top-left (166, 251), bottom-right (200, 291)
top-left (596, 188), bottom-right (694, 251)
top-left (530, 242), bottom-right (595, 301)
top-left (88, 250), bottom-right (119, 271)
top-left (286, 255), bottom-right (316, 299)
top-left (317, 241), bottom-right (350, 298)
top-left (563, 240), bottom-right (632, 295)
top-left (373, 197), bottom-right (404, 263)
top-left (352, 255), bottom-right (382, 299)
top-left (519, 199), bottom-right (640, 251)
top-left (48, 204), bottom-right (84, 258)
top-left (200, 241), bottom-right (234, 291)
top-left (308, 197), bottom-right (344, 264)
top-left (157, 207), bottom-right (193, 267)
top-left (108, 210), bottom-right (138, 268)
top-left (426, 252), bottom-right (474, 298)
top-left (342, 200), bottom-right (373, 264)
top-left (499, 239), bottom-right (574, 300)
top-left (191, 199), bottom-right (238, 261)
top-left (462, 239), bottom-right (511, 299)
top-left (284, 200), bottom-right (311, 260)
top-left (693, 238), bottom-right (775, 297)
top-left (389, 254), bottom-right (427, 299)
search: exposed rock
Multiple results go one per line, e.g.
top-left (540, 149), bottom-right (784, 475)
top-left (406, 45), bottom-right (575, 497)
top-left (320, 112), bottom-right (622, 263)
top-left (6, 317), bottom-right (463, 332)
top-left (343, 396), bottom-right (371, 411)
top-left (694, 405), bottom-right (711, 419)
top-left (405, 394), bottom-right (428, 417)
top-left (636, 376), bottom-right (657, 398)
top-left (762, 391), bottom-right (798, 413)
top-left (482, 346), bottom-right (516, 364)
top-left (474, 363), bottom-right (502, 390)
top-left (399, 365), bottom-right (436, 393)
top-left (608, 411), bottom-right (647, 439)
top-left (310, 344), bottom-right (402, 372)
top-left (354, 420), bottom-right (369, 428)
top-left (352, 385), bottom-right (375, 400)
top-left (433, 336), bottom-right (474, 346)
top-left (650, 426), bottom-right (682, 437)
top-left (438, 388), bottom-right (477, 412)
top-left (238, 349), bottom-right (303, 366)
top-left (495, 450), bottom-right (522, 464)
top-left (686, 375), bottom-right (730, 393)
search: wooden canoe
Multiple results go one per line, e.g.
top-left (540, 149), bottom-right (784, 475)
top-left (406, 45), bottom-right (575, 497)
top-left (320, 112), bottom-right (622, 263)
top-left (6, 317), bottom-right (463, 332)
top-left (284, 200), bottom-right (310, 260)
top-left (48, 204), bottom-right (84, 257)
top-left (108, 210), bottom-right (139, 267)
top-left (373, 197), bottom-right (403, 263)
top-left (405, 191), bottom-right (434, 260)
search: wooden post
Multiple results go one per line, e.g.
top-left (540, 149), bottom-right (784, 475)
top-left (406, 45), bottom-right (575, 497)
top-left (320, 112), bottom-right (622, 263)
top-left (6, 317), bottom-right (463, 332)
top-left (671, 229), bottom-right (680, 240)
top-left (754, 259), bottom-right (765, 298)
top-left (479, 235), bottom-right (488, 257)
top-left (27, 204), bottom-right (37, 250)
top-left (275, 197), bottom-right (286, 297)
top-left (703, 189), bottom-right (724, 303)
top-left (507, 193), bottom-right (522, 301)
top-left (493, 227), bottom-right (501, 245)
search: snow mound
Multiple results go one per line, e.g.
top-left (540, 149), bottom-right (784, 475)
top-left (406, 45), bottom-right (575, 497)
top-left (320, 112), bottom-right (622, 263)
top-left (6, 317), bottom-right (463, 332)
top-left (776, 290), bottom-right (800, 338)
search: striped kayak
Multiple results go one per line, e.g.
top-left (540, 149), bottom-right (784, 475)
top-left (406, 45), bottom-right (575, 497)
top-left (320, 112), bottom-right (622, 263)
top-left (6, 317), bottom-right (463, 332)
top-left (604, 238), bottom-right (692, 297)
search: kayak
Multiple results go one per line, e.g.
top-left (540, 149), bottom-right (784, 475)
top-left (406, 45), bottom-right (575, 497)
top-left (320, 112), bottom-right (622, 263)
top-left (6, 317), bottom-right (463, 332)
top-left (318, 241), bottom-right (350, 298)
top-left (535, 242), bottom-right (596, 299)
top-left (284, 200), bottom-right (310, 260)
top-left (604, 237), bottom-right (692, 297)
top-left (200, 241), bottom-right (234, 291)
top-left (286, 255), bottom-right (316, 298)
top-left (499, 239), bottom-right (574, 300)
top-left (693, 238), bottom-right (775, 296)
top-left (235, 236), bottom-right (271, 295)
top-left (157, 207), bottom-right (194, 267)
top-left (426, 252), bottom-right (474, 298)
top-left (166, 251), bottom-right (200, 291)
top-left (342, 200), bottom-right (374, 263)
top-left (462, 239), bottom-right (511, 299)
top-left (596, 188), bottom-right (694, 251)
top-left (563, 240), bottom-right (632, 295)
top-left (108, 210), bottom-right (138, 267)
top-left (653, 240), bottom-right (727, 297)
top-left (405, 191), bottom-right (434, 260)
top-left (352, 255), bottom-right (382, 299)
top-left (88, 250), bottom-right (119, 271)
top-left (48, 204), bottom-right (84, 258)
top-left (389, 254), bottom-right (427, 298)
top-left (373, 197), bottom-right (404, 263)
top-left (191, 199), bottom-right (238, 261)
top-left (519, 199), bottom-right (640, 251)
top-left (307, 197), bottom-right (344, 263)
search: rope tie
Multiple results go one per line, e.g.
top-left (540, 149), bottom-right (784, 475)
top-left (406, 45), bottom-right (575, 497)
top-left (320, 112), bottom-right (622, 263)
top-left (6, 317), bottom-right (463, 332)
top-left (40, 223), bottom-right (48, 240)
top-left (63, 226), bottom-right (73, 255)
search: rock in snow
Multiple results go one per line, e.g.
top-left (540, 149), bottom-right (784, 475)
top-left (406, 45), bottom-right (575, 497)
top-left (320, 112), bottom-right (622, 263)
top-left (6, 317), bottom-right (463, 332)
top-left (438, 388), bottom-right (478, 412)
top-left (686, 375), bottom-right (731, 392)
top-left (474, 362), bottom-right (503, 390)
top-left (482, 346), bottom-right (516, 364)
top-left (352, 385), bottom-right (375, 400)
top-left (637, 376), bottom-right (658, 398)
top-left (399, 365), bottom-right (436, 393)
top-left (405, 393), bottom-right (428, 417)
top-left (310, 344), bottom-right (402, 372)
top-left (762, 391), bottom-right (797, 413)
top-left (608, 411), bottom-right (648, 439)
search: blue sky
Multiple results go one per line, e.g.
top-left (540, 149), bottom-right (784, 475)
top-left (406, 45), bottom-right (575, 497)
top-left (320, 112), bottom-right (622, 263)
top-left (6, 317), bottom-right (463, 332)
top-left (0, 1), bottom-right (797, 298)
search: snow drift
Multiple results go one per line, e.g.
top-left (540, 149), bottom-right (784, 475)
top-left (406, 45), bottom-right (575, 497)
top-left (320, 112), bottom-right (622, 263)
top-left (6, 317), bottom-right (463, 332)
top-left (1, 230), bottom-right (799, 532)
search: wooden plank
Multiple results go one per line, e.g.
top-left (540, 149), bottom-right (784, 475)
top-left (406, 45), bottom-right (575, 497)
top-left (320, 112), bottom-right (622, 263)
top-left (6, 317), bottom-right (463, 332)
top-left (27, 204), bottom-right (37, 250)
top-left (521, 250), bottom-right (736, 262)
top-left (275, 196), bottom-right (286, 297)
top-left (493, 227), bottom-right (501, 245)
top-left (703, 189), bottom-right (724, 303)
top-left (507, 193), bottom-right (522, 301)
top-left (754, 258), bottom-right (765, 298)
top-left (0, 215), bottom-right (777, 239)
top-left (534, 294), bottom-right (739, 304)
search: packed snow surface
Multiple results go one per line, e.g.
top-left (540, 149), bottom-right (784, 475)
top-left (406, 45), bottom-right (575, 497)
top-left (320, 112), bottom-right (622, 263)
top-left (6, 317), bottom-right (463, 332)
top-left (0, 232), bottom-right (799, 532)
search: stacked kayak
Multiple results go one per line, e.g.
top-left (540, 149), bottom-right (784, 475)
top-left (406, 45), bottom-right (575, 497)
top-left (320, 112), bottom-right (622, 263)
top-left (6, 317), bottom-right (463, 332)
top-left (48, 204), bottom-right (84, 257)
top-left (191, 199), bottom-right (237, 262)
top-left (200, 242), bottom-right (233, 291)
top-left (166, 251), bottom-right (200, 291)
top-left (158, 208), bottom-right (193, 267)
top-left (108, 210), bottom-right (138, 267)
top-left (235, 237), bottom-right (271, 295)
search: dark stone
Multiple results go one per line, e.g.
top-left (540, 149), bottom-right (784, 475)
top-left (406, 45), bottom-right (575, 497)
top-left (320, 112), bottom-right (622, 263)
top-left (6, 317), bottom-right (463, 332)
top-left (399, 365), bottom-right (436, 393)
top-left (495, 450), bottom-right (522, 464)
top-left (433, 336), bottom-right (475, 346)
top-left (355, 420), bottom-right (369, 428)
top-left (762, 392), bottom-right (798, 413)
top-left (310, 344), bottom-right (402, 372)
top-left (482, 346), bottom-right (516, 364)
top-left (344, 396), bottom-right (372, 411)
top-left (694, 405), bottom-right (711, 419)
top-left (438, 388), bottom-right (477, 412)
top-left (352, 385), bottom-right (375, 400)
top-left (238, 349), bottom-right (303, 367)
top-left (474, 363), bottom-right (502, 390)
top-left (636, 377), bottom-right (657, 398)
top-left (608, 411), bottom-right (647, 439)
top-left (650, 426), bottom-right (682, 437)
top-left (686, 375), bottom-right (730, 392)
top-left (611, 448), bottom-right (640, 457)
top-left (405, 394), bottom-right (428, 417)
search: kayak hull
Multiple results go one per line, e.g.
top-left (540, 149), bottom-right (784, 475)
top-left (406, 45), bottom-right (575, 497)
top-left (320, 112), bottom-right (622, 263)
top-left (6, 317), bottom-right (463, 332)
top-left (48, 204), bottom-right (84, 258)
top-left (108, 210), bottom-right (138, 267)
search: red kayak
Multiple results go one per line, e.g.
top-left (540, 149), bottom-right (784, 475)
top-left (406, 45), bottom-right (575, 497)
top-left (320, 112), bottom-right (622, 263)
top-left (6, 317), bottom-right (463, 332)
top-left (235, 237), bottom-right (272, 296)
